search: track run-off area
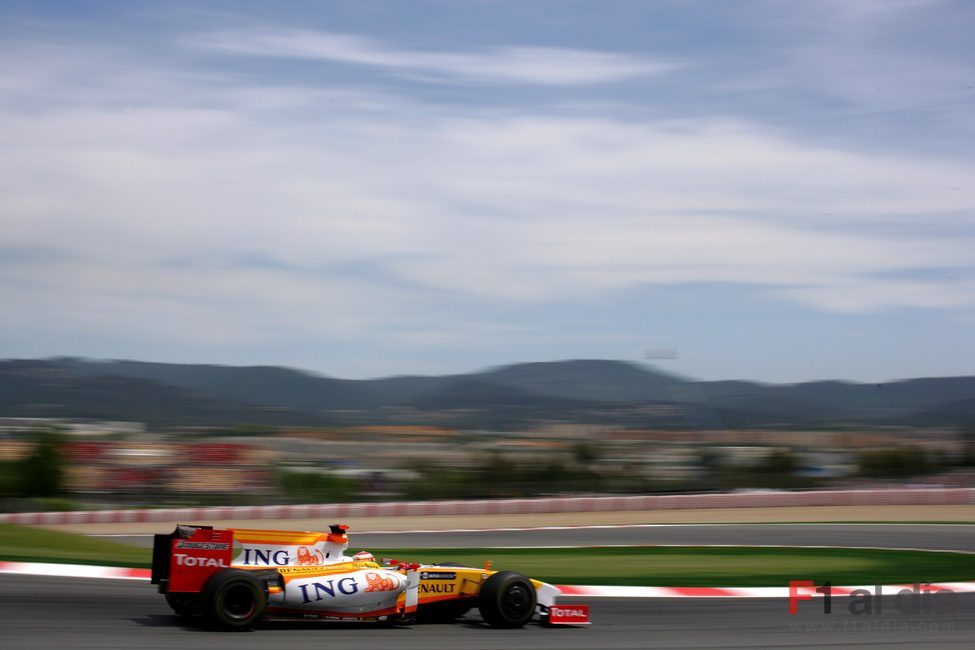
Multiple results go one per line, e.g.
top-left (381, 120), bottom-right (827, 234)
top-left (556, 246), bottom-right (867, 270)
top-left (4, 502), bottom-right (974, 648)
top-left (1, 573), bottom-right (973, 650)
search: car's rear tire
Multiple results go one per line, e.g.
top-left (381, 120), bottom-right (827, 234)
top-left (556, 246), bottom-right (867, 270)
top-left (203, 569), bottom-right (266, 630)
top-left (165, 592), bottom-right (202, 618)
top-left (478, 571), bottom-right (537, 628)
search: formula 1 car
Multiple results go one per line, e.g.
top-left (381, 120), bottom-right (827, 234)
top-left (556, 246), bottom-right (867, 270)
top-left (150, 523), bottom-right (589, 629)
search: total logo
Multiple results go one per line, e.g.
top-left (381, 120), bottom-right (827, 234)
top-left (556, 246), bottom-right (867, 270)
top-left (174, 553), bottom-right (228, 568)
top-left (551, 606), bottom-right (587, 618)
top-left (548, 604), bottom-right (590, 624)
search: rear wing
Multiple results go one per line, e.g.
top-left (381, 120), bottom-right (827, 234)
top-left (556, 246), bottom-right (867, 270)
top-left (151, 525), bottom-right (233, 593)
top-left (151, 523), bottom-right (353, 593)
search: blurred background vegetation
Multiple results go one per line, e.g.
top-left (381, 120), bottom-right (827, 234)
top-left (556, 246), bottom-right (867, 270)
top-left (1, 358), bottom-right (974, 511)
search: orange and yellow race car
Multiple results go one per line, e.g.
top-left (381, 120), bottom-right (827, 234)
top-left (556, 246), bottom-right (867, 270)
top-left (150, 523), bottom-right (589, 629)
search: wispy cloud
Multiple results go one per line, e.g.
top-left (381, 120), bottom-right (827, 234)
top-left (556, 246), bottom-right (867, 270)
top-left (1, 2), bottom-right (973, 379)
top-left (188, 29), bottom-right (675, 85)
top-left (4, 83), bottom-right (973, 317)
top-left (736, 0), bottom-right (972, 118)
top-left (773, 278), bottom-right (975, 313)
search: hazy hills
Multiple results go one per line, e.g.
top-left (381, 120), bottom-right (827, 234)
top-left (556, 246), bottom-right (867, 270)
top-left (1, 357), bottom-right (973, 430)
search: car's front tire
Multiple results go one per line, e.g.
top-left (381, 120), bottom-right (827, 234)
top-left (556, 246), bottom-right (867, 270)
top-left (478, 571), bottom-right (537, 628)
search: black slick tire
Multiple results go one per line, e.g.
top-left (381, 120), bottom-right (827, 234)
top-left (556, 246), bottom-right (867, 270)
top-left (202, 569), bottom-right (266, 630)
top-left (478, 571), bottom-right (537, 628)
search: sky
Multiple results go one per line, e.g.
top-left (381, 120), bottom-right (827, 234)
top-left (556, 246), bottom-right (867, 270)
top-left (1, 0), bottom-right (973, 383)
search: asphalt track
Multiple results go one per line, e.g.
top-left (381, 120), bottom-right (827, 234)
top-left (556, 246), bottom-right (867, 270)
top-left (104, 523), bottom-right (975, 552)
top-left (12, 524), bottom-right (971, 648)
top-left (1, 574), bottom-right (972, 650)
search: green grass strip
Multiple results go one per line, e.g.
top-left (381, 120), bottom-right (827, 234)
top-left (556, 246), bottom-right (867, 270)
top-left (2, 524), bottom-right (974, 586)
top-left (0, 523), bottom-right (151, 568)
top-left (369, 545), bottom-right (975, 587)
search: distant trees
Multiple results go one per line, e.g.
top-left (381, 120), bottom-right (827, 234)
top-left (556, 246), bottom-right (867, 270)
top-left (276, 468), bottom-right (358, 503)
top-left (20, 430), bottom-right (65, 496)
top-left (960, 424), bottom-right (975, 467)
top-left (760, 449), bottom-right (798, 476)
top-left (216, 424), bottom-right (278, 437)
top-left (857, 448), bottom-right (931, 478)
top-left (402, 451), bottom-right (604, 500)
top-left (697, 448), bottom-right (819, 491)
top-left (0, 429), bottom-right (65, 499)
top-left (399, 446), bottom-right (830, 499)
top-left (732, 449), bottom-right (805, 489)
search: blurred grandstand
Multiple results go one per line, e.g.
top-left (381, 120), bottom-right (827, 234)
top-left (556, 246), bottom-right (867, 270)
top-left (1, 414), bottom-right (972, 511)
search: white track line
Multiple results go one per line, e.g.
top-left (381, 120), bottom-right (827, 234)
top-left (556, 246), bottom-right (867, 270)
top-left (0, 561), bottom-right (149, 580)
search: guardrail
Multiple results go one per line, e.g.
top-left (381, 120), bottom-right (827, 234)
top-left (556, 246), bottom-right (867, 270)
top-left (2, 488), bottom-right (973, 526)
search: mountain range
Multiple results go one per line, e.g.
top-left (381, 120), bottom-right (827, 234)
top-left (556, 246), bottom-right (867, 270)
top-left (1, 358), bottom-right (973, 430)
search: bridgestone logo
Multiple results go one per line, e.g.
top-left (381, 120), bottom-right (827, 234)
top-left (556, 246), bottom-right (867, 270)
top-left (175, 541), bottom-right (230, 550)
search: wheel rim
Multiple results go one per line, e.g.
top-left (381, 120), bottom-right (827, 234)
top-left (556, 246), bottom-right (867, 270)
top-left (223, 584), bottom-right (256, 621)
top-left (500, 584), bottom-right (532, 620)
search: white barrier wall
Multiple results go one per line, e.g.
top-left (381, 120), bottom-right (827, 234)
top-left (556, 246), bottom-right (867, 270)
top-left (2, 488), bottom-right (973, 526)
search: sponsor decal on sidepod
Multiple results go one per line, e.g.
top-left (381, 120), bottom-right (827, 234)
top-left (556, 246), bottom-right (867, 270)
top-left (237, 545), bottom-right (326, 566)
top-left (298, 577), bottom-right (360, 603)
top-left (274, 570), bottom-right (408, 610)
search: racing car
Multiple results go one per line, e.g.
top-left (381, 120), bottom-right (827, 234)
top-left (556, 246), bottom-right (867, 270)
top-left (150, 523), bottom-right (589, 629)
